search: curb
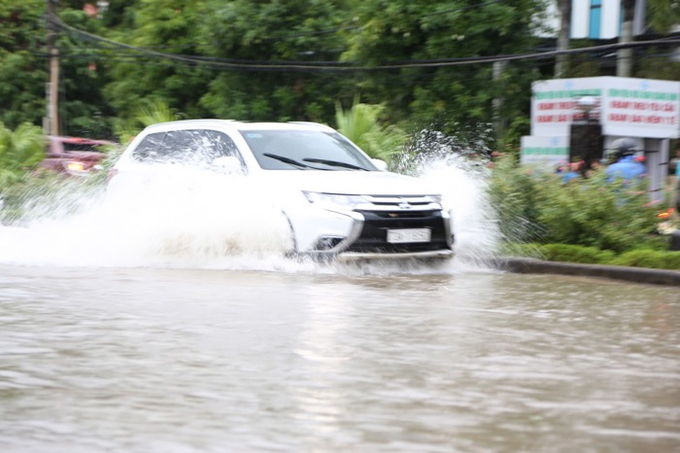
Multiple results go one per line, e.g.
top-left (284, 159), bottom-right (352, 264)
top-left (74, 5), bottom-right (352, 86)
top-left (493, 257), bottom-right (680, 287)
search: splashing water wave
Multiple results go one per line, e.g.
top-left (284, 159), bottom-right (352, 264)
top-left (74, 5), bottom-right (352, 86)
top-left (0, 151), bottom-right (500, 274)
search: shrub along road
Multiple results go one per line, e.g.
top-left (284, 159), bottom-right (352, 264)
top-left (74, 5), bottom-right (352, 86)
top-left (494, 257), bottom-right (680, 287)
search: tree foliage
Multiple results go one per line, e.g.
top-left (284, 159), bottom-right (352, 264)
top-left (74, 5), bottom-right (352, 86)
top-left (339, 0), bottom-right (544, 133)
top-left (0, 0), bottom-right (47, 129)
top-left (1, 0), bottom-right (677, 151)
top-left (647, 0), bottom-right (680, 33)
top-left (194, 0), bottom-right (352, 122)
top-left (0, 122), bottom-right (45, 189)
top-left (30, 0), bottom-right (548, 145)
top-left (335, 100), bottom-right (407, 162)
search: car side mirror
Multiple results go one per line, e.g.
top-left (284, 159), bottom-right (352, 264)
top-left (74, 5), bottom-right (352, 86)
top-left (372, 158), bottom-right (388, 171)
top-left (212, 156), bottom-right (243, 174)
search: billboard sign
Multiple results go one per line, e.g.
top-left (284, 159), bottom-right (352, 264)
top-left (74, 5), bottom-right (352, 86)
top-left (520, 135), bottom-right (570, 167)
top-left (531, 77), bottom-right (680, 139)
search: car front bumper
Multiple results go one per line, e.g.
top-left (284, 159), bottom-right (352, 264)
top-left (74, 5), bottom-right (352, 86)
top-left (293, 203), bottom-right (454, 259)
top-left (336, 249), bottom-right (454, 263)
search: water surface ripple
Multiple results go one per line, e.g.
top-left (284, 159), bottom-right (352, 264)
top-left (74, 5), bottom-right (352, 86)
top-left (0, 265), bottom-right (678, 452)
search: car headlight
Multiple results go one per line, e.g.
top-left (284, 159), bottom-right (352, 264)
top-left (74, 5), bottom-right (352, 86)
top-left (302, 191), bottom-right (369, 210)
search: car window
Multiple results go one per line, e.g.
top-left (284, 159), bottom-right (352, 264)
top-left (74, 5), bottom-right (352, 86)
top-left (201, 130), bottom-right (240, 161)
top-left (60, 142), bottom-right (105, 153)
top-left (240, 130), bottom-right (376, 171)
top-left (131, 129), bottom-right (244, 170)
top-left (131, 132), bottom-right (167, 162)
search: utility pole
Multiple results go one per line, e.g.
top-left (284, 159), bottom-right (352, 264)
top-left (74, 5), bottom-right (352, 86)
top-left (46, 0), bottom-right (60, 136)
top-left (492, 60), bottom-right (506, 140)
top-left (554, 0), bottom-right (571, 78)
top-left (618, 0), bottom-right (635, 77)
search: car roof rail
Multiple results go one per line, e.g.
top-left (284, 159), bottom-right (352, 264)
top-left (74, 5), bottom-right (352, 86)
top-left (287, 121), bottom-right (322, 126)
top-left (287, 121), bottom-right (335, 131)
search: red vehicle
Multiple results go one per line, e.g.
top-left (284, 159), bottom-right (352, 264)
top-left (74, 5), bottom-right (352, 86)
top-left (40, 135), bottom-right (114, 176)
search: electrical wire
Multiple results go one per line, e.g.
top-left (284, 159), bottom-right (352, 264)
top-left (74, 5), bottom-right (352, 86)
top-left (49, 15), bottom-right (680, 72)
top-left (254, 0), bottom-right (507, 40)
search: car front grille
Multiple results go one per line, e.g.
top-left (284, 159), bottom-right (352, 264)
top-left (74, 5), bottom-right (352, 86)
top-left (346, 209), bottom-right (450, 253)
top-left (364, 195), bottom-right (439, 209)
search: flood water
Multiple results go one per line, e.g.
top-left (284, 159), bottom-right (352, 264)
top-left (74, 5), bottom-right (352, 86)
top-left (1, 157), bottom-right (679, 452)
top-left (0, 263), bottom-right (678, 453)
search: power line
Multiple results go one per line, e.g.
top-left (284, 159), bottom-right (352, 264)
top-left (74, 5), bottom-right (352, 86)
top-left (259, 0), bottom-right (506, 40)
top-left (421, 0), bottom-right (505, 16)
top-left (52, 16), bottom-right (680, 72)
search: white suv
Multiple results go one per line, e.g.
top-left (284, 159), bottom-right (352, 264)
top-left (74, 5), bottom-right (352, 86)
top-left (109, 119), bottom-right (454, 261)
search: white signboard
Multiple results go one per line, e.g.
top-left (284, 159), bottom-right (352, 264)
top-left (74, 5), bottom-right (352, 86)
top-left (531, 77), bottom-right (680, 139)
top-left (602, 78), bottom-right (679, 138)
top-left (520, 135), bottom-right (570, 167)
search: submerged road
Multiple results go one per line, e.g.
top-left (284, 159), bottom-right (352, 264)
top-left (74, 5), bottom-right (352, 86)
top-left (0, 262), bottom-right (678, 452)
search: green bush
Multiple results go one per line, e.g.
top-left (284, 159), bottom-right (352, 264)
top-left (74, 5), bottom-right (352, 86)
top-left (0, 121), bottom-right (120, 224)
top-left (499, 242), bottom-right (547, 259)
top-left (507, 242), bottom-right (614, 264)
top-left (0, 167), bottom-right (110, 226)
top-left (611, 250), bottom-right (680, 270)
top-left (536, 171), bottom-right (661, 252)
top-left (489, 155), bottom-right (668, 253)
top-left (0, 122), bottom-right (45, 189)
top-left (505, 241), bottom-right (680, 270)
top-left (541, 243), bottom-right (616, 264)
top-left (664, 252), bottom-right (680, 270)
top-left (0, 144), bottom-right (121, 225)
top-left (488, 155), bottom-right (545, 243)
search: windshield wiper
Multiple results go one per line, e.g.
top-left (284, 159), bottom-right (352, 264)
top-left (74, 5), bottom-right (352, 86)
top-left (302, 158), bottom-right (369, 171)
top-left (263, 153), bottom-right (325, 170)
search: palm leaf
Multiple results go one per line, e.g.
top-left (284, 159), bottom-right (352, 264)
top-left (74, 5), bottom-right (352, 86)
top-left (335, 100), bottom-right (406, 160)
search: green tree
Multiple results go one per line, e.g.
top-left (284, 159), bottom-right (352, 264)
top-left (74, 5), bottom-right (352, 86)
top-left (195, 0), bottom-right (354, 122)
top-left (0, 0), bottom-right (119, 137)
top-left (0, 122), bottom-right (45, 188)
top-left (335, 100), bottom-right (407, 162)
top-left (0, 0), bottom-right (48, 129)
top-left (341, 0), bottom-right (544, 139)
top-left (56, 6), bottom-right (119, 138)
top-left (114, 98), bottom-right (184, 144)
top-left (102, 0), bottom-right (213, 122)
top-left (1, 0), bottom-right (553, 147)
top-left (647, 0), bottom-right (680, 33)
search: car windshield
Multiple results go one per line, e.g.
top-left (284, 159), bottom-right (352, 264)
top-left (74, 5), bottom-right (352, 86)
top-left (59, 142), bottom-right (105, 152)
top-left (239, 130), bottom-right (377, 171)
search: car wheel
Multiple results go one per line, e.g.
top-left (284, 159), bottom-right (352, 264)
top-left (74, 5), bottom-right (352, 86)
top-left (282, 212), bottom-right (299, 258)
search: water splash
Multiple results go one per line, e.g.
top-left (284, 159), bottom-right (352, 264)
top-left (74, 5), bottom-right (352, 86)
top-left (396, 128), bottom-right (501, 265)
top-left (0, 133), bottom-right (502, 273)
top-left (0, 168), bottom-right (302, 271)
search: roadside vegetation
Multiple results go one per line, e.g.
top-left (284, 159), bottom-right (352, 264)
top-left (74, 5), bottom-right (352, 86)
top-left (1, 1), bottom-right (679, 270)
top-left (0, 122), bottom-right (50, 222)
top-left (2, 119), bottom-right (678, 271)
top-left (335, 100), bottom-right (408, 165)
top-left (489, 154), bottom-right (680, 270)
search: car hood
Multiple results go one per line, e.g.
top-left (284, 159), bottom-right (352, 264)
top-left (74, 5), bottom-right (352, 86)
top-left (256, 170), bottom-right (440, 196)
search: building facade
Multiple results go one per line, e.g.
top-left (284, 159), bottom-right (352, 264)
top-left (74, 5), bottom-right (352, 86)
top-left (543, 0), bottom-right (647, 39)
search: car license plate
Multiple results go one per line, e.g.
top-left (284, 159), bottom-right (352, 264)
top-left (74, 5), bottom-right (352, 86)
top-left (386, 228), bottom-right (431, 244)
